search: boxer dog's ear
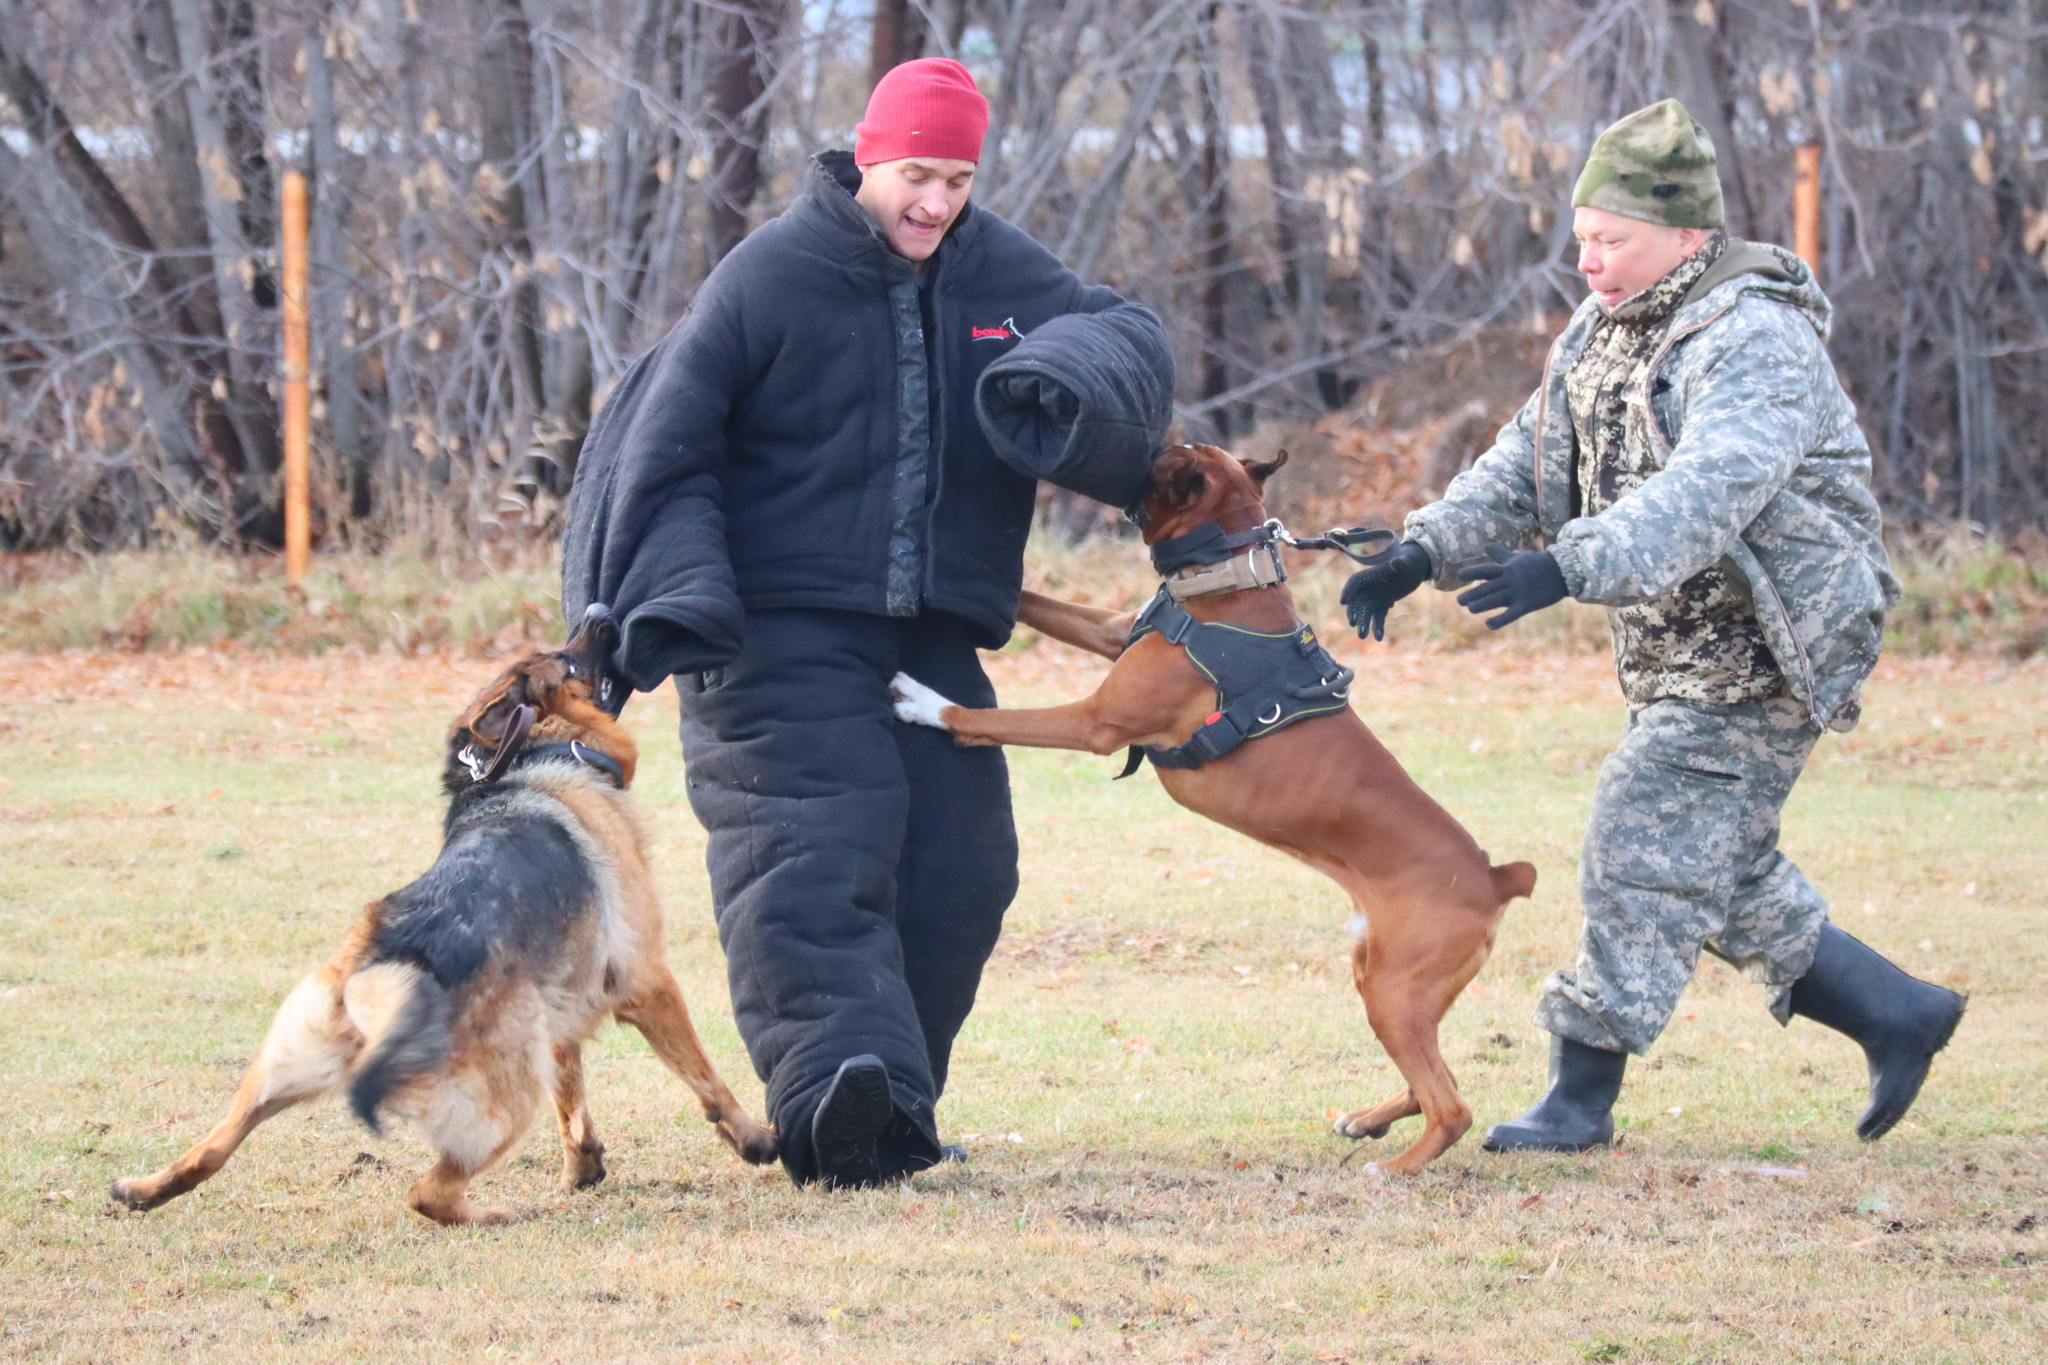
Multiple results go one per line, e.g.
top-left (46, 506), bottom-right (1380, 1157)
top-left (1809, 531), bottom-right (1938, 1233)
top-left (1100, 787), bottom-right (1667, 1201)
top-left (1161, 462), bottom-right (1208, 507)
top-left (1241, 448), bottom-right (1289, 490)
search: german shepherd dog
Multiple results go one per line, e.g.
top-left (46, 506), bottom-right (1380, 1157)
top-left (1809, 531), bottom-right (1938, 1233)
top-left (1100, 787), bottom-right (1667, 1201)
top-left (111, 607), bottom-right (777, 1225)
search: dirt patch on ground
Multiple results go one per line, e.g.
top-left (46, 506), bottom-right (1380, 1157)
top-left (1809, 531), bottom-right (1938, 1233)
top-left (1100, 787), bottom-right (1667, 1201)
top-left (1232, 319), bottom-right (1559, 532)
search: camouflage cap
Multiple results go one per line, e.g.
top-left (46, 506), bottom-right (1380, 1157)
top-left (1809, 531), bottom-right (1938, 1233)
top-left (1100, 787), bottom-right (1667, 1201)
top-left (1571, 99), bottom-right (1724, 229)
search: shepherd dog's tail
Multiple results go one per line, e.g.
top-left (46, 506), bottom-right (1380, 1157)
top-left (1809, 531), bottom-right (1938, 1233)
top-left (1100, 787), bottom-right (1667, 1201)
top-left (342, 962), bottom-right (452, 1136)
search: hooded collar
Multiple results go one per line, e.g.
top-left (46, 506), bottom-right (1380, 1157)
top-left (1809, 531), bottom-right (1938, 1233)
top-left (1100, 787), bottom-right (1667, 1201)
top-left (793, 150), bottom-right (981, 275)
top-left (1676, 238), bottom-right (1831, 339)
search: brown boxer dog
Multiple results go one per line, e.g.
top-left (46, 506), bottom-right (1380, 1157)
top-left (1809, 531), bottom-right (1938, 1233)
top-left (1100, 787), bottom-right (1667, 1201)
top-left (893, 443), bottom-right (1535, 1174)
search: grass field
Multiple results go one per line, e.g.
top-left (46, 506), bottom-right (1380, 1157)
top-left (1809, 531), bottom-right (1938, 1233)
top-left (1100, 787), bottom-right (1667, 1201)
top-left (2, 620), bottom-right (2045, 1363)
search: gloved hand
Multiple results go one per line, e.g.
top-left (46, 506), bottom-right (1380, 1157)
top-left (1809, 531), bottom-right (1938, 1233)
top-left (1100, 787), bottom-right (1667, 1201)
top-left (1340, 541), bottom-right (1433, 641)
top-left (1455, 548), bottom-right (1568, 630)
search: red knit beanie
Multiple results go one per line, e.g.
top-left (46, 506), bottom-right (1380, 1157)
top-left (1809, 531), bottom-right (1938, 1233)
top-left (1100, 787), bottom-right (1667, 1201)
top-left (854, 58), bottom-right (989, 166)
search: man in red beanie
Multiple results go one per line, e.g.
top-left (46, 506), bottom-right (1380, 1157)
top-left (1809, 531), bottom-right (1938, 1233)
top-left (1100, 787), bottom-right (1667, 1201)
top-left (852, 58), bottom-right (986, 266)
top-left (565, 58), bottom-right (1173, 1189)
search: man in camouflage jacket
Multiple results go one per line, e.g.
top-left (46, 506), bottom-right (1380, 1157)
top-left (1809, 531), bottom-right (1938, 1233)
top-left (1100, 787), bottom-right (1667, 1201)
top-left (1340, 100), bottom-right (1965, 1154)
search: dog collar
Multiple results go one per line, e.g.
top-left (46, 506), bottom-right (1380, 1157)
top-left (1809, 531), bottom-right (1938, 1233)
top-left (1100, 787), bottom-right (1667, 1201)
top-left (1151, 520), bottom-right (1289, 602)
top-left (1151, 519), bottom-right (1402, 602)
top-left (1150, 520), bottom-right (1280, 575)
top-left (1163, 548), bottom-right (1286, 602)
top-left (510, 741), bottom-right (627, 788)
top-left (457, 716), bottom-right (626, 789)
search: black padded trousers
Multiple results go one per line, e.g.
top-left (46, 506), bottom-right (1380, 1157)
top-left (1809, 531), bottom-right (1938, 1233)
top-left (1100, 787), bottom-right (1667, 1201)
top-left (677, 608), bottom-right (1019, 1184)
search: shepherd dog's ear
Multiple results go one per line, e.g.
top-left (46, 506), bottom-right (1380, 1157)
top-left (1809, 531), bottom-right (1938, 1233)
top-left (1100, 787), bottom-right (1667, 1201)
top-left (1241, 448), bottom-right (1289, 489)
top-left (464, 675), bottom-right (537, 740)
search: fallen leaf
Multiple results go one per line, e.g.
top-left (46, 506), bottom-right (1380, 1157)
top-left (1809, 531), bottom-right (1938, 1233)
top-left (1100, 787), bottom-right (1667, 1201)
top-left (1325, 1107), bottom-right (1342, 1120)
top-left (1519, 1194), bottom-right (1544, 1210)
top-left (1733, 1041), bottom-right (1755, 1053)
top-left (1122, 1036), bottom-right (1151, 1053)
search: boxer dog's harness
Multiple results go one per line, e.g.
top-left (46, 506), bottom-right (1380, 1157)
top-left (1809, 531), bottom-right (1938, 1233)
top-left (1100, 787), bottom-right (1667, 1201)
top-left (1116, 519), bottom-right (1395, 777)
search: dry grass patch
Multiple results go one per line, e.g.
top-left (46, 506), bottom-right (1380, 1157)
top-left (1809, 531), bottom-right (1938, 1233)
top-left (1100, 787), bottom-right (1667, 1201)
top-left (0, 546), bottom-right (562, 655)
top-left (3, 524), bottom-right (2043, 663)
top-left (2, 639), bottom-right (2045, 1363)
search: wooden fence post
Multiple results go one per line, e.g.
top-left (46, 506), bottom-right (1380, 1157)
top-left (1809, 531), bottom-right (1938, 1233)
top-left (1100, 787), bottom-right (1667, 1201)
top-left (1793, 143), bottom-right (1822, 276)
top-left (282, 170), bottom-right (310, 584)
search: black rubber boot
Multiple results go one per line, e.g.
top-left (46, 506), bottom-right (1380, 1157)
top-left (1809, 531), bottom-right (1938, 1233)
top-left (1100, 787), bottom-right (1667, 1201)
top-left (1482, 1035), bottom-right (1627, 1153)
top-left (811, 1055), bottom-right (894, 1189)
top-left (1788, 923), bottom-right (1966, 1141)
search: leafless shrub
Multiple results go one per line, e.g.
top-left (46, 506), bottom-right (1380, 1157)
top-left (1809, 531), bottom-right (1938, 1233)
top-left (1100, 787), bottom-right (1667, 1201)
top-left (0, 1), bottom-right (2042, 551)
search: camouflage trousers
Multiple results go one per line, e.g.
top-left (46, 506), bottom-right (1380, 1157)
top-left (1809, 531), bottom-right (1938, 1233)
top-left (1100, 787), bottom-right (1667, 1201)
top-left (1534, 693), bottom-right (1830, 1056)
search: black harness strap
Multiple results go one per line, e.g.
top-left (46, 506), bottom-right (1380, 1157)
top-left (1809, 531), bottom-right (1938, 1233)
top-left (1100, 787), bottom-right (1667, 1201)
top-left (1114, 587), bottom-right (1354, 777)
top-left (1108, 514), bottom-right (1389, 779)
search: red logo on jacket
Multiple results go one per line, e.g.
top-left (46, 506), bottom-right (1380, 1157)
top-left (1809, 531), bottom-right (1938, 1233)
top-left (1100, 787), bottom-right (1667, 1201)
top-left (971, 317), bottom-right (1025, 341)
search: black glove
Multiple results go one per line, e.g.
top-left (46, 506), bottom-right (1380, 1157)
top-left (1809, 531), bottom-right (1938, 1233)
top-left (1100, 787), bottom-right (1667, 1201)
top-left (1340, 541), bottom-right (1433, 641)
top-left (1455, 548), bottom-right (1568, 630)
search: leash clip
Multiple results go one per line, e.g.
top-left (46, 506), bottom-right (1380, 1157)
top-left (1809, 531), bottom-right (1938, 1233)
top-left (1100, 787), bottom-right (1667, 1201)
top-left (458, 744), bottom-right (488, 782)
top-left (1267, 519), bottom-right (1397, 567)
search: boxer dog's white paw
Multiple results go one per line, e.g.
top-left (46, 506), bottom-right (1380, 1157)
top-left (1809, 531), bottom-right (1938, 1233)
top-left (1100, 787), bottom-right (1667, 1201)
top-left (889, 673), bottom-right (955, 729)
